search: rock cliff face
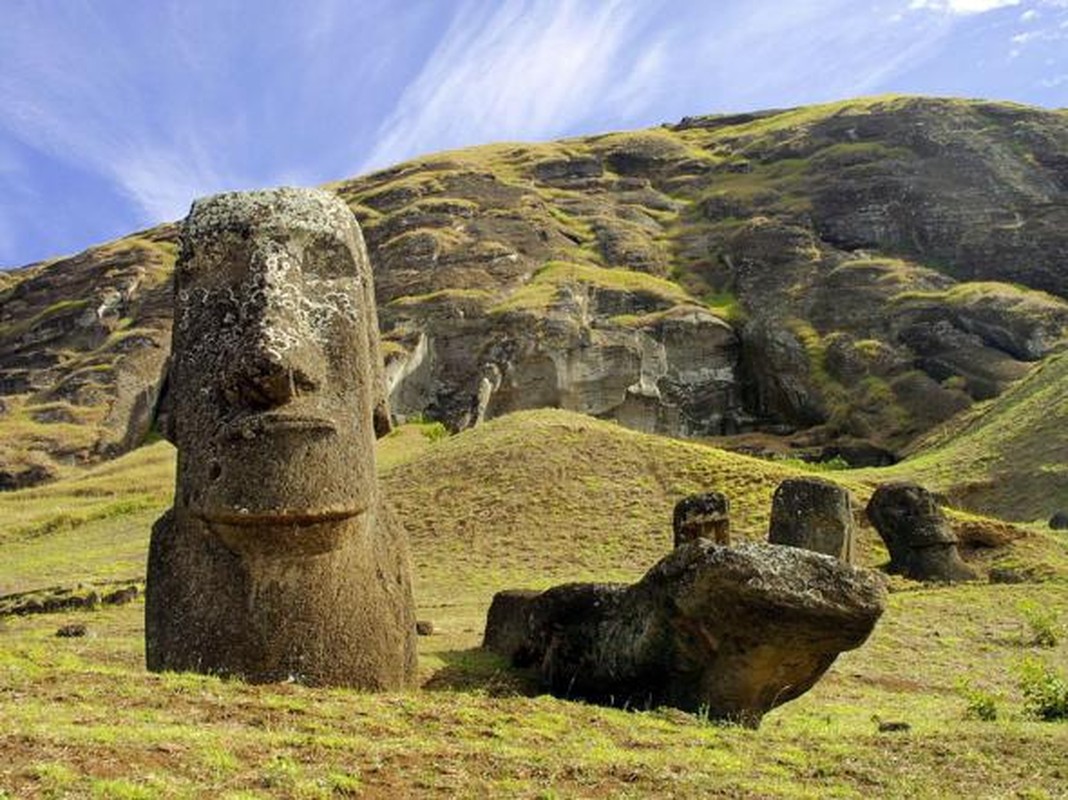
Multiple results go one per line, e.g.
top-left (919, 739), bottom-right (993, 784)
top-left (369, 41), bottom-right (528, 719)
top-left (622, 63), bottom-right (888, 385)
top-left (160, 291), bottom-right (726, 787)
top-left (0, 227), bottom-right (175, 487)
top-left (2, 96), bottom-right (1067, 485)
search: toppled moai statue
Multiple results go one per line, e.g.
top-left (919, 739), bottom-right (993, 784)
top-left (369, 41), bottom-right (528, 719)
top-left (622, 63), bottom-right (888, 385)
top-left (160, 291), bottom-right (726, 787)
top-left (483, 589), bottom-right (541, 659)
top-left (673, 492), bottom-right (730, 547)
top-left (146, 188), bottom-right (416, 687)
top-left (866, 481), bottom-right (976, 583)
top-left (484, 542), bottom-right (886, 726)
top-left (768, 477), bottom-right (855, 563)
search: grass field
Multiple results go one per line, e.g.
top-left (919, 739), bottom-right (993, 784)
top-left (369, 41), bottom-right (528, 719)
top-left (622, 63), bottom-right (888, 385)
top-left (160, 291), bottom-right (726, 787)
top-left (2, 410), bottom-right (1068, 798)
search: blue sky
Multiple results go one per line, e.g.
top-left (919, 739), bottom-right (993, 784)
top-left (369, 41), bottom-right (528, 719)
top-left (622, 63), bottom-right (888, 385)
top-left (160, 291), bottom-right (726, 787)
top-left (1, 0), bottom-right (1066, 269)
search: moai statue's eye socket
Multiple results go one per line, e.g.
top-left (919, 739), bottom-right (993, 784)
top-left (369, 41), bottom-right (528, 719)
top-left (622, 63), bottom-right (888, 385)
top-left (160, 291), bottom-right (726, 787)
top-left (303, 236), bottom-right (358, 280)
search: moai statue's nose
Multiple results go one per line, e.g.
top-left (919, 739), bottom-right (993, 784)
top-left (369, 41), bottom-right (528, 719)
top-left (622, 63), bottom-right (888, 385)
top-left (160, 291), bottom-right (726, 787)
top-left (223, 247), bottom-right (327, 410)
top-left (227, 344), bottom-right (321, 409)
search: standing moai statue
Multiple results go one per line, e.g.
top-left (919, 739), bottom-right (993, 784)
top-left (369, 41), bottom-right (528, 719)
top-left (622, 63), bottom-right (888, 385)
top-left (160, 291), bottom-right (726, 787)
top-left (673, 492), bottom-right (730, 547)
top-left (866, 481), bottom-right (976, 583)
top-left (145, 187), bottom-right (416, 687)
top-left (768, 477), bottom-right (855, 563)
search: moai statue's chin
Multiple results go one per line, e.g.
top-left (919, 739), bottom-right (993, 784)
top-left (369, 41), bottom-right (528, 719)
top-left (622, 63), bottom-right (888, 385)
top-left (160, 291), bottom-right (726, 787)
top-left (145, 187), bottom-right (416, 688)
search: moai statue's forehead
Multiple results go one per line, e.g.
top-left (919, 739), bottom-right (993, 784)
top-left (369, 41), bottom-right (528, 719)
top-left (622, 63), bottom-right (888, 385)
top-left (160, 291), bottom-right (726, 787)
top-left (184, 187), bottom-right (362, 244)
top-left (174, 188), bottom-right (370, 365)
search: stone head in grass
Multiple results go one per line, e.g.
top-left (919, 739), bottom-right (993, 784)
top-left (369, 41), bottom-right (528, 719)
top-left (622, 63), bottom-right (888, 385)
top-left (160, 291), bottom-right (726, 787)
top-left (146, 187), bottom-right (416, 688)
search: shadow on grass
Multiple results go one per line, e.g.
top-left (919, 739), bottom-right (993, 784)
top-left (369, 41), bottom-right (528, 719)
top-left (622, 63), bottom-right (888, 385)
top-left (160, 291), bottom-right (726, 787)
top-left (423, 646), bottom-right (541, 697)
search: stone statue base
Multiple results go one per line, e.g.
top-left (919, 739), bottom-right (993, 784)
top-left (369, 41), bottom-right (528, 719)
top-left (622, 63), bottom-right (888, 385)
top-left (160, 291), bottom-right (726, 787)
top-left (146, 499), bottom-right (416, 688)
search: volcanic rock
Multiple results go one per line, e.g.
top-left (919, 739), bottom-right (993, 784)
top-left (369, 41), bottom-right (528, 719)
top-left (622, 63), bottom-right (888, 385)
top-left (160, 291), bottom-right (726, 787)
top-left (145, 188), bottom-right (416, 688)
top-left (484, 541), bottom-right (886, 726)
top-left (866, 481), bottom-right (977, 582)
top-left (768, 477), bottom-right (855, 563)
top-left (672, 492), bottom-right (730, 547)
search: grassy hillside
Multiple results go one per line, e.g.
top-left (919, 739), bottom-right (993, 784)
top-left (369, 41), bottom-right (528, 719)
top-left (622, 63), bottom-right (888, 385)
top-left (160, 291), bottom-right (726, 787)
top-left (3, 410), bottom-right (1068, 796)
top-left (8, 407), bottom-right (1058, 598)
top-left (873, 349), bottom-right (1068, 522)
top-left (4, 96), bottom-right (1068, 498)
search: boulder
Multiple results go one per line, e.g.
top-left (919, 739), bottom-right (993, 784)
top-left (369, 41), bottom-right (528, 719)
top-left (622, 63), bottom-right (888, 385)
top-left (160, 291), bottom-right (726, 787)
top-left (672, 492), bottom-right (730, 547)
top-left (1049, 511), bottom-right (1068, 531)
top-left (145, 188), bottom-right (416, 688)
top-left (768, 478), bottom-right (855, 563)
top-left (865, 482), bottom-right (977, 582)
top-left (484, 541), bottom-right (886, 726)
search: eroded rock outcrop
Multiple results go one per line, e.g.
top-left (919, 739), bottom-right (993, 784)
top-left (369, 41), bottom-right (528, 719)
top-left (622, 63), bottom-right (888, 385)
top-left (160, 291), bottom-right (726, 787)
top-left (866, 481), bottom-right (977, 583)
top-left (484, 541), bottom-right (886, 726)
top-left (4, 97), bottom-right (1067, 513)
top-left (382, 281), bottom-right (744, 436)
top-left (145, 188), bottom-right (416, 687)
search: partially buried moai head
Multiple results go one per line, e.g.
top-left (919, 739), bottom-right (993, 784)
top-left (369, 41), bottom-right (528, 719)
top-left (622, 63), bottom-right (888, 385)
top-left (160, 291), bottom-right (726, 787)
top-left (169, 188), bottom-right (380, 554)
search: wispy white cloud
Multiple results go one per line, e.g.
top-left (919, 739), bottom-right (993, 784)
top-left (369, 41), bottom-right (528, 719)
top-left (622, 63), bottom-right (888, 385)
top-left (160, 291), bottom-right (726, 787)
top-left (365, 0), bottom-right (977, 171)
top-left (0, 4), bottom-right (250, 225)
top-left (910, 0), bottom-right (1020, 14)
top-left (1, 0), bottom-right (1065, 268)
top-left (666, 1), bottom-right (962, 109)
top-left (1011, 23), bottom-right (1067, 42)
top-left (363, 0), bottom-right (657, 170)
top-left (0, 0), bottom-right (440, 230)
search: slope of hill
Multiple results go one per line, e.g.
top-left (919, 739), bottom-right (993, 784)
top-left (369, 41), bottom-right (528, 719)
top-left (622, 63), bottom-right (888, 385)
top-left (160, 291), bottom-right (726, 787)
top-left (2, 409), bottom-right (1068, 797)
top-left (5, 409), bottom-right (810, 597)
top-left (1, 96), bottom-right (1066, 518)
top-left (5, 408), bottom-right (1064, 601)
top-left (874, 348), bottom-right (1068, 522)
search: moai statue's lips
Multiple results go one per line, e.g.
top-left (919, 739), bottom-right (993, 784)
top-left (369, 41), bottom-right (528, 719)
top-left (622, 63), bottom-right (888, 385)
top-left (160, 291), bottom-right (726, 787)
top-left (200, 507), bottom-right (365, 527)
top-left (222, 412), bottom-right (338, 441)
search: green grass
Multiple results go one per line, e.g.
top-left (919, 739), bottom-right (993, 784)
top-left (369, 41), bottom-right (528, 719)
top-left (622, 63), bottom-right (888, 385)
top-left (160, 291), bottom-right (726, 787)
top-left (892, 281), bottom-right (1068, 327)
top-left (0, 298), bottom-right (90, 341)
top-left (2, 408), bottom-right (1068, 796)
top-left (873, 350), bottom-right (1068, 522)
top-left (387, 288), bottom-right (495, 308)
top-left (492, 260), bottom-right (694, 315)
top-left (589, 128), bottom-right (714, 167)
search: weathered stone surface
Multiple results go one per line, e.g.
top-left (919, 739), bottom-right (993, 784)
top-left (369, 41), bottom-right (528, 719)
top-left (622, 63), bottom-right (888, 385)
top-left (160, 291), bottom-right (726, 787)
top-left (768, 478), bottom-right (855, 563)
top-left (1050, 511), bottom-right (1068, 531)
top-left (989, 566), bottom-right (1030, 584)
top-left (145, 188), bottom-right (416, 688)
top-left (484, 541), bottom-right (886, 726)
top-left (866, 482), bottom-right (977, 583)
top-left (673, 492), bottom-right (730, 547)
top-left (0, 462), bottom-right (56, 491)
top-left (483, 589), bottom-right (542, 659)
top-left (386, 285), bottom-right (745, 437)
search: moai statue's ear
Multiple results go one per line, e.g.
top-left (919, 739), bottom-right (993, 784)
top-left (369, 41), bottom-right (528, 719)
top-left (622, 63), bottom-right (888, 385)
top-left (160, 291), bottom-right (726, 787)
top-left (357, 231), bottom-right (392, 439)
top-left (370, 331), bottom-right (393, 439)
top-left (155, 363), bottom-right (177, 444)
top-left (373, 398), bottom-right (392, 439)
